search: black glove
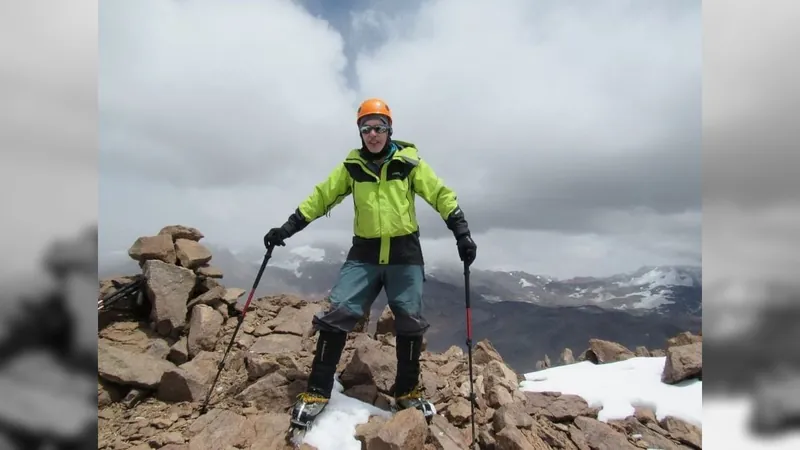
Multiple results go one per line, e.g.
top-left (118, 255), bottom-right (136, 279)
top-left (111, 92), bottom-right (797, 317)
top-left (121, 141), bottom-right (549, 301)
top-left (264, 227), bottom-right (289, 248)
top-left (457, 234), bottom-right (477, 267)
top-left (264, 209), bottom-right (311, 249)
top-left (445, 206), bottom-right (476, 266)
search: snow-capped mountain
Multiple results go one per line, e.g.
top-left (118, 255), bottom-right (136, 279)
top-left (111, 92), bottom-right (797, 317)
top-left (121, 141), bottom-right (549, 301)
top-left (228, 243), bottom-right (700, 317)
top-left (394, 264), bottom-right (701, 317)
top-left (539, 265), bottom-right (702, 316)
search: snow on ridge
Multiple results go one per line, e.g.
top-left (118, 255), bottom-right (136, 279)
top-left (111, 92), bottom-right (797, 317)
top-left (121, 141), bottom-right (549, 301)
top-left (568, 288), bottom-right (588, 298)
top-left (519, 278), bottom-right (533, 288)
top-left (616, 267), bottom-right (695, 289)
top-left (481, 294), bottom-right (503, 303)
top-left (425, 265), bottom-right (438, 277)
top-left (291, 245), bottom-right (325, 262)
top-left (590, 291), bottom-right (616, 303)
top-left (263, 245), bottom-right (327, 278)
top-left (626, 290), bottom-right (675, 309)
top-left (268, 259), bottom-right (303, 277)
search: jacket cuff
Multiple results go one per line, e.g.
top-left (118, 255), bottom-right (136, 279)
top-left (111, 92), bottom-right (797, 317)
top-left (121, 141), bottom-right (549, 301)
top-left (282, 208), bottom-right (310, 237)
top-left (445, 206), bottom-right (471, 240)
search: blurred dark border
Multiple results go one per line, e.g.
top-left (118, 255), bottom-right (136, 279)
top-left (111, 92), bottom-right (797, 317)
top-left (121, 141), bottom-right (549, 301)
top-left (703, 0), bottom-right (800, 441)
top-left (0, 1), bottom-right (98, 449)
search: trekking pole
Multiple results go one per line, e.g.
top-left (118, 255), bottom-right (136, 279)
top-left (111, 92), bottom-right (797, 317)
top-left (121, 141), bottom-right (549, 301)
top-left (201, 244), bottom-right (275, 413)
top-left (464, 260), bottom-right (477, 447)
top-left (97, 277), bottom-right (144, 311)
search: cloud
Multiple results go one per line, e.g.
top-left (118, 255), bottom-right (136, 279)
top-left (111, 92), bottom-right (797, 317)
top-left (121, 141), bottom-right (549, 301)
top-left (99, 0), bottom-right (701, 276)
top-left (351, 0), bottom-right (700, 236)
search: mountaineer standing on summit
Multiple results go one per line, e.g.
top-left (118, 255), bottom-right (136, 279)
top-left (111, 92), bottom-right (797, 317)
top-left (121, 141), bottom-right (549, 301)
top-left (264, 98), bottom-right (477, 429)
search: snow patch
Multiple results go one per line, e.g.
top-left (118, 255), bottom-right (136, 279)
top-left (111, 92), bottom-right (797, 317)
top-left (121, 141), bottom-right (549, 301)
top-left (268, 259), bottom-right (302, 277)
top-left (590, 292), bottom-right (616, 303)
top-left (625, 290), bottom-right (675, 309)
top-left (424, 265), bottom-right (438, 279)
top-left (568, 288), bottom-right (588, 299)
top-left (291, 245), bottom-right (325, 262)
top-left (298, 378), bottom-right (391, 449)
top-left (525, 293), bottom-right (540, 303)
top-left (616, 267), bottom-right (694, 289)
top-left (519, 278), bottom-right (533, 288)
top-left (481, 294), bottom-right (503, 303)
top-left (267, 245), bottom-right (326, 278)
top-left (521, 357), bottom-right (701, 427)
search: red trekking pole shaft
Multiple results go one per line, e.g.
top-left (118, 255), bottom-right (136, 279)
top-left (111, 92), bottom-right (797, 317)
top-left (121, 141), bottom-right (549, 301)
top-left (464, 261), bottom-right (477, 447)
top-left (201, 244), bottom-right (274, 413)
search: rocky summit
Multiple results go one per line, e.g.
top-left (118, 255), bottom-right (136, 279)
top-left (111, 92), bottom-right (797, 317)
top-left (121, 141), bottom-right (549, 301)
top-left (98, 225), bottom-right (703, 450)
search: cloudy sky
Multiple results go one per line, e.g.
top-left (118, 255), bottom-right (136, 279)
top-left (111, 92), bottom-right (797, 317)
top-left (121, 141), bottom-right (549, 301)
top-left (98, 0), bottom-right (702, 278)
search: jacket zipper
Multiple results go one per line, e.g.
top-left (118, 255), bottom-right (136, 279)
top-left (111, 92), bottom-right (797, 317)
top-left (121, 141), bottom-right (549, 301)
top-left (378, 164), bottom-right (384, 258)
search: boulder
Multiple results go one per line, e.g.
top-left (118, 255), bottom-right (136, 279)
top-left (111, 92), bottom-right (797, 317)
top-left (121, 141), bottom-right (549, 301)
top-left (365, 408), bottom-right (427, 450)
top-left (583, 338), bottom-right (636, 364)
top-left (128, 234), bottom-right (177, 265)
top-left (157, 351), bottom-right (218, 402)
top-left (175, 238), bottom-right (213, 269)
top-left (340, 337), bottom-right (397, 393)
top-left (197, 264), bottom-right (224, 278)
top-left (98, 341), bottom-right (176, 389)
top-left (187, 304), bottom-right (224, 358)
top-left (666, 331), bottom-right (702, 348)
top-left (249, 333), bottom-right (304, 355)
top-left (559, 348), bottom-right (575, 365)
top-left (143, 260), bottom-right (196, 336)
top-left (158, 225), bottom-right (204, 242)
top-left (374, 305), bottom-right (395, 337)
top-left (222, 287), bottom-right (246, 305)
top-left (662, 342), bottom-right (702, 384)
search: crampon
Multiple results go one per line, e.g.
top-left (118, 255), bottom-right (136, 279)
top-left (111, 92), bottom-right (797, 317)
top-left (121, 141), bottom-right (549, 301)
top-left (286, 391), bottom-right (329, 447)
top-left (391, 385), bottom-right (436, 422)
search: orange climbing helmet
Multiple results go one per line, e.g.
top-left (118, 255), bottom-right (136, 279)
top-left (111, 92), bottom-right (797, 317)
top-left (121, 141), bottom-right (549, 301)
top-left (356, 98), bottom-right (392, 125)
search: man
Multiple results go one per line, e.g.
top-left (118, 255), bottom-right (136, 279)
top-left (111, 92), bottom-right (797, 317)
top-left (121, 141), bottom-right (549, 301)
top-left (264, 98), bottom-right (477, 428)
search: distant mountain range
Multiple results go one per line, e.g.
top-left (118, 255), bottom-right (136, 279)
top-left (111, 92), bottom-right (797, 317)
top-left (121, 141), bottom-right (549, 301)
top-left (100, 242), bottom-right (702, 374)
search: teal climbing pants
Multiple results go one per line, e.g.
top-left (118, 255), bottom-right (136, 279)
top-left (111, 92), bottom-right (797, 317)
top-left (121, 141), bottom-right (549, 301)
top-left (312, 260), bottom-right (429, 336)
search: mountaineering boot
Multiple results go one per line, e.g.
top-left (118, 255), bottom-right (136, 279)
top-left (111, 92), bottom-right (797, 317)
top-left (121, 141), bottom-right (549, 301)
top-left (393, 334), bottom-right (436, 421)
top-left (290, 329), bottom-right (347, 428)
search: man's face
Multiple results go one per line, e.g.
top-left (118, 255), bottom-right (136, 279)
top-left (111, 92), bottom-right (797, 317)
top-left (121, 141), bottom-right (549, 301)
top-left (360, 118), bottom-right (390, 154)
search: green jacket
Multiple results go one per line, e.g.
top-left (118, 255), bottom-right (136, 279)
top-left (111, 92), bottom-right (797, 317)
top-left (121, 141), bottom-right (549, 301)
top-left (284, 140), bottom-right (470, 265)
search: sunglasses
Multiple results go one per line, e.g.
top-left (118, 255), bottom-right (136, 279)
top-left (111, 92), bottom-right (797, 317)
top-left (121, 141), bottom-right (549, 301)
top-left (359, 125), bottom-right (390, 135)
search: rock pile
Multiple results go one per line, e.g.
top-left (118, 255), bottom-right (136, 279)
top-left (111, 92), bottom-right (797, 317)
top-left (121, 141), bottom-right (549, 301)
top-left (98, 225), bottom-right (703, 450)
top-left (534, 332), bottom-right (703, 386)
top-left (108, 225), bottom-right (235, 338)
